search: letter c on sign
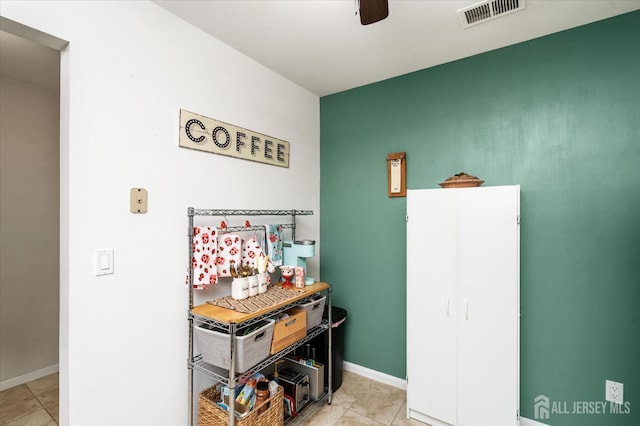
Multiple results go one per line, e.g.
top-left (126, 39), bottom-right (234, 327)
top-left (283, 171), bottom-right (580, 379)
top-left (185, 119), bottom-right (206, 143)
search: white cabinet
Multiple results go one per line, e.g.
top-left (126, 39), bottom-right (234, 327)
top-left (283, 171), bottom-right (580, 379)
top-left (406, 185), bottom-right (520, 426)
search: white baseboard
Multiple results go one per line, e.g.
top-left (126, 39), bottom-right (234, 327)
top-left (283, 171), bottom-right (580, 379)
top-left (343, 360), bottom-right (407, 390)
top-left (520, 417), bottom-right (550, 426)
top-left (0, 364), bottom-right (59, 391)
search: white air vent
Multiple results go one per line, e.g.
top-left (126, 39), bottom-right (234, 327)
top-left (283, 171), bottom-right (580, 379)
top-left (458, 0), bottom-right (526, 28)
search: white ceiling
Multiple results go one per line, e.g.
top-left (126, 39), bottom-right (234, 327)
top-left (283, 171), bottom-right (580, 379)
top-left (1, 1), bottom-right (638, 96)
top-left (154, 0), bottom-right (640, 96)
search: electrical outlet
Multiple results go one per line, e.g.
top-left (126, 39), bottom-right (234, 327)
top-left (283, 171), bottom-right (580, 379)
top-left (606, 380), bottom-right (624, 404)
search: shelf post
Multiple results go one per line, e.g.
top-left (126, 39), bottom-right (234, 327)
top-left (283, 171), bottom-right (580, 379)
top-left (187, 208), bottom-right (195, 426)
top-left (291, 209), bottom-right (297, 241)
top-left (228, 322), bottom-right (237, 426)
top-left (327, 284), bottom-right (333, 405)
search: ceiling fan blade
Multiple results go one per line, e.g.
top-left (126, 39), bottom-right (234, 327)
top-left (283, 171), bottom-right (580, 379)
top-left (359, 0), bottom-right (389, 25)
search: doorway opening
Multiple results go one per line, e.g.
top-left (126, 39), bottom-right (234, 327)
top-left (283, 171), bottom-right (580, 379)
top-left (0, 18), bottom-right (67, 425)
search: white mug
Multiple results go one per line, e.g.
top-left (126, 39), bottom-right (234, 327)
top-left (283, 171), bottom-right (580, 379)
top-left (232, 277), bottom-right (249, 300)
top-left (257, 273), bottom-right (268, 294)
top-left (248, 275), bottom-right (259, 297)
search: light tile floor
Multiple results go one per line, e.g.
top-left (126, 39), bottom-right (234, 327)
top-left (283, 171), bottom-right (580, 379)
top-left (296, 370), bottom-right (427, 425)
top-left (0, 371), bottom-right (425, 425)
top-left (0, 373), bottom-right (58, 426)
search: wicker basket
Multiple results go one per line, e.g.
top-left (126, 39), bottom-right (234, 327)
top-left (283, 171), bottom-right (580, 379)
top-left (199, 385), bottom-right (284, 426)
top-left (439, 172), bottom-right (484, 188)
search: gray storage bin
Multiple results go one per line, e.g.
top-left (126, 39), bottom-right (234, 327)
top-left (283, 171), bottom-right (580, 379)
top-left (297, 294), bottom-right (326, 330)
top-left (195, 319), bottom-right (275, 372)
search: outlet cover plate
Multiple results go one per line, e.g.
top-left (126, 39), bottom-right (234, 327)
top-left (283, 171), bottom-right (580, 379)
top-left (130, 187), bottom-right (148, 213)
top-left (606, 380), bottom-right (624, 404)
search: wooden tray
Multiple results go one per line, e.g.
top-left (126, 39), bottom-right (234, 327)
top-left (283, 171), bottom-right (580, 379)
top-left (192, 282), bottom-right (330, 324)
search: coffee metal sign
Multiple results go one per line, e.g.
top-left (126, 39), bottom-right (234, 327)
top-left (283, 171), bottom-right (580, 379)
top-left (179, 109), bottom-right (289, 168)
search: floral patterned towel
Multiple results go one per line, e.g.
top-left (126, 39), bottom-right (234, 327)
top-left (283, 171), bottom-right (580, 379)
top-left (216, 233), bottom-right (241, 277)
top-left (191, 226), bottom-right (217, 289)
top-left (242, 236), bottom-right (264, 270)
top-left (267, 224), bottom-right (284, 266)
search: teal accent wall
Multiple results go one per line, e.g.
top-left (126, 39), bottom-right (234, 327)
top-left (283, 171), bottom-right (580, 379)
top-left (320, 11), bottom-right (639, 425)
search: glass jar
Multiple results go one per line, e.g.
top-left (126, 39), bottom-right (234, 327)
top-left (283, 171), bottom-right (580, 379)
top-left (254, 381), bottom-right (270, 414)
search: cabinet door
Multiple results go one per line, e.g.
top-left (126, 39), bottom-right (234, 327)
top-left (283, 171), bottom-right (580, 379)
top-left (407, 189), bottom-right (458, 425)
top-left (457, 186), bottom-right (520, 425)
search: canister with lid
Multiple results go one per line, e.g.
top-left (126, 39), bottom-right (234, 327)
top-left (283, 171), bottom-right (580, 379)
top-left (255, 381), bottom-right (270, 414)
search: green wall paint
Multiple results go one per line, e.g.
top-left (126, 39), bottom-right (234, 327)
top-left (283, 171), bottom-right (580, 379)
top-left (320, 11), bottom-right (639, 425)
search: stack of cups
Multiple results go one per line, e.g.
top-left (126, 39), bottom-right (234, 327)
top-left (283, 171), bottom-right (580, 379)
top-left (294, 267), bottom-right (305, 289)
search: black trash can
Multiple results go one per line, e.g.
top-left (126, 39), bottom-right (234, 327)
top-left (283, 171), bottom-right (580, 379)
top-left (299, 305), bottom-right (347, 392)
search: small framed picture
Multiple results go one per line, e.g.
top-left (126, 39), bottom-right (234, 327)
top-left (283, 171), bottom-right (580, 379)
top-left (387, 152), bottom-right (406, 197)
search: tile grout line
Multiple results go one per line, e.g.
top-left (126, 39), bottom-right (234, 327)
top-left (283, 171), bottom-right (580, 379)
top-left (33, 391), bottom-right (58, 425)
top-left (388, 403), bottom-right (402, 425)
top-left (25, 382), bottom-right (58, 425)
top-left (1, 385), bottom-right (40, 425)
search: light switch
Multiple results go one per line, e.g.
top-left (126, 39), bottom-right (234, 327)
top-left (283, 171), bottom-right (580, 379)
top-left (96, 249), bottom-right (114, 276)
top-left (130, 188), bottom-right (148, 213)
top-left (100, 253), bottom-right (110, 270)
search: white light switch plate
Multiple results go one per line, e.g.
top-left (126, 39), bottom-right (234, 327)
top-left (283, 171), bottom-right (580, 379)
top-left (96, 248), bottom-right (114, 276)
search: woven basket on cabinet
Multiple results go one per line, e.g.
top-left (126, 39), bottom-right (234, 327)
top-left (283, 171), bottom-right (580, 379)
top-left (198, 385), bottom-right (284, 426)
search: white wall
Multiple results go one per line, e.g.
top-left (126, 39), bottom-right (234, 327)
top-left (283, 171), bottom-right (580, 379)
top-left (1, 2), bottom-right (320, 425)
top-left (0, 76), bottom-right (60, 386)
